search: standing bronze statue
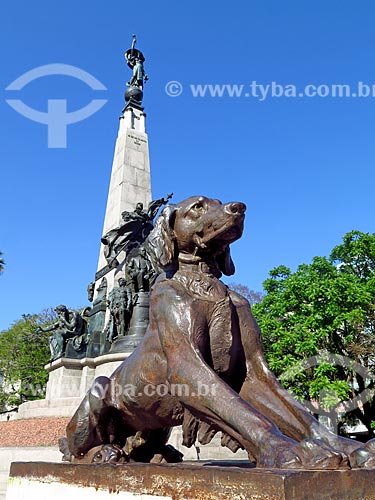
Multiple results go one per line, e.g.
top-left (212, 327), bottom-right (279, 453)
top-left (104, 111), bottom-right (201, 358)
top-left (126, 246), bottom-right (155, 293)
top-left (62, 196), bottom-right (375, 469)
top-left (105, 278), bottom-right (133, 343)
top-left (125, 35), bottom-right (148, 91)
top-left (124, 34), bottom-right (149, 107)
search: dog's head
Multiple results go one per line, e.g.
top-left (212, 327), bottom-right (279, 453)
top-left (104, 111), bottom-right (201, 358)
top-left (146, 196), bottom-right (246, 277)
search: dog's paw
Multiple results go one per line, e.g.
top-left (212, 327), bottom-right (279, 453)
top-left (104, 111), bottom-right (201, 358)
top-left (293, 438), bottom-right (349, 470)
top-left (58, 437), bottom-right (72, 462)
top-left (256, 443), bottom-right (301, 469)
top-left (258, 438), bottom-right (349, 470)
top-left (349, 446), bottom-right (375, 468)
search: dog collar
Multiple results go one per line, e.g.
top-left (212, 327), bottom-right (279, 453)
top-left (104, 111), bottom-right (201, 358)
top-left (177, 258), bottom-right (221, 278)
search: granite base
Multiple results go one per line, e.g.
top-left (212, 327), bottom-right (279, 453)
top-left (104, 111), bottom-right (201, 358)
top-left (6, 461), bottom-right (375, 500)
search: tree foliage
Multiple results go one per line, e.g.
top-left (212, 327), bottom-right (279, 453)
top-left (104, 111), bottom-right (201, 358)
top-left (0, 309), bottom-right (57, 409)
top-left (252, 230), bottom-right (375, 434)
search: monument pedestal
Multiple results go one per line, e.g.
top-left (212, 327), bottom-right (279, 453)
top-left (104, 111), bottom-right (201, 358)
top-left (109, 291), bottom-right (150, 353)
top-left (7, 461), bottom-right (375, 500)
top-left (15, 355), bottom-right (128, 420)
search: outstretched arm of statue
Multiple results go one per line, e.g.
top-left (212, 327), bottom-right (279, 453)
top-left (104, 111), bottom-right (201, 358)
top-left (147, 194), bottom-right (173, 220)
top-left (36, 321), bottom-right (58, 333)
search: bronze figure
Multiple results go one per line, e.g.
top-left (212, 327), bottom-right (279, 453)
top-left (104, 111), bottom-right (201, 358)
top-left (123, 34), bottom-right (149, 107)
top-left (101, 195), bottom-right (173, 269)
top-left (105, 278), bottom-right (133, 342)
top-left (126, 246), bottom-right (155, 293)
top-left (125, 35), bottom-right (149, 91)
top-left (37, 305), bottom-right (87, 361)
top-left (62, 196), bottom-right (375, 469)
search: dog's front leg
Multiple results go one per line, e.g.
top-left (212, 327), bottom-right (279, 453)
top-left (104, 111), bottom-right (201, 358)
top-left (66, 375), bottom-right (112, 458)
top-left (233, 296), bottom-right (326, 442)
top-left (151, 288), bottom-right (320, 468)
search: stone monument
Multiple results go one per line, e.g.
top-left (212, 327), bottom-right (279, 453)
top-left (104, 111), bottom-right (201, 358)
top-left (15, 35), bottom-right (171, 420)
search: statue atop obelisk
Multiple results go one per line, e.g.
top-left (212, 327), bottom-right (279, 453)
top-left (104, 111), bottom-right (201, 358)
top-left (123, 34), bottom-right (149, 109)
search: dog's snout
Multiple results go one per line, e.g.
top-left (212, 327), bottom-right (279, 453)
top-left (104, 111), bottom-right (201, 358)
top-left (225, 202), bottom-right (246, 215)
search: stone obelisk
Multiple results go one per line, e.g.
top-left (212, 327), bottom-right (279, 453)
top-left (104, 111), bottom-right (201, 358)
top-left (94, 104), bottom-right (151, 291)
top-left (95, 36), bottom-right (151, 293)
top-left (84, 35), bottom-right (153, 359)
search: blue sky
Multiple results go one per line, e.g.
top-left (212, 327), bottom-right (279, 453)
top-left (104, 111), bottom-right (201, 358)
top-left (1, 1), bottom-right (375, 330)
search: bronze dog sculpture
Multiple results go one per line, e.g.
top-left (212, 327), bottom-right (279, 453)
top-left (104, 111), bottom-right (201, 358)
top-left (64, 196), bottom-right (375, 468)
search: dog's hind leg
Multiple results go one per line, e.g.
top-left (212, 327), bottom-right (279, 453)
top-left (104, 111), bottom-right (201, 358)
top-left (66, 376), bottom-right (113, 459)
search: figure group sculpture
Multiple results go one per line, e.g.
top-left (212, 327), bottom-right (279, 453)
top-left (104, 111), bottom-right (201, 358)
top-left (60, 196), bottom-right (375, 470)
top-left (37, 305), bottom-right (87, 362)
top-left (101, 195), bottom-right (172, 269)
top-left (100, 197), bottom-right (171, 345)
top-left (42, 196), bottom-right (172, 361)
top-left (104, 246), bottom-right (156, 344)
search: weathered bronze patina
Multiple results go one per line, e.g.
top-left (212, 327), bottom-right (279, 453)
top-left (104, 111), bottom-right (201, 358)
top-left (104, 277), bottom-right (133, 342)
top-left (100, 194), bottom-right (172, 270)
top-left (62, 196), bottom-right (375, 469)
top-left (124, 34), bottom-right (149, 107)
top-left (37, 305), bottom-right (88, 361)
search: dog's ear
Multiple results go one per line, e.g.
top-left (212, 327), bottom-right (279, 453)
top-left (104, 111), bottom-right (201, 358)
top-left (146, 204), bottom-right (177, 271)
top-left (216, 246), bottom-right (235, 276)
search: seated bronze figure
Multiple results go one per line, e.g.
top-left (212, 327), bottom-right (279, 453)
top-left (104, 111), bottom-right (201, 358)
top-left (62, 196), bottom-right (375, 469)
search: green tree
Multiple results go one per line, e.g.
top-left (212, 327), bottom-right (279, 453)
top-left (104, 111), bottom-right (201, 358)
top-left (252, 231), bottom-right (375, 434)
top-left (0, 309), bottom-right (56, 409)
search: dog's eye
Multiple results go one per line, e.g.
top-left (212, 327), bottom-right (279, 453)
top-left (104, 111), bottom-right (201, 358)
top-left (191, 202), bottom-right (205, 212)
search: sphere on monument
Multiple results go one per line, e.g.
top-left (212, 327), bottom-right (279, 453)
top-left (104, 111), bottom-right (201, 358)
top-left (125, 86), bottom-right (143, 104)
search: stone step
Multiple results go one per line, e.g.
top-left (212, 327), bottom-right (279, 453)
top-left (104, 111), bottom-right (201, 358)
top-left (0, 447), bottom-right (61, 500)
